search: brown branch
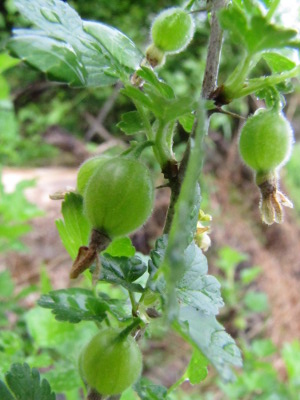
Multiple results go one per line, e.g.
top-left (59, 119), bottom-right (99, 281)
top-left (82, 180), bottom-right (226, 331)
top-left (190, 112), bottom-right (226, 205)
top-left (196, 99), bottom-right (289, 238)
top-left (163, 0), bottom-right (228, 233)
top-left (201, 0), bottom-right (228, 99)
top-left (85, 82), bottom-right (122, 141)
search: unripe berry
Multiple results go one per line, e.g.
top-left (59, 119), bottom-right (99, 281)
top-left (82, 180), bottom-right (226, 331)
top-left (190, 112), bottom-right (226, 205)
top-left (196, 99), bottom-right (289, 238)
top-left (84, 158), bottom-right (154, 238)
top-left (77, 155), bottom-right (110, 195)
top-left (151, 8), bottom-right (195, 54)
top-left (239, 109), bottom-right (293, 173)
top-left (80, 329), bottom-right (142, 395)
top-left (238, 109), bottom-right (294, 225)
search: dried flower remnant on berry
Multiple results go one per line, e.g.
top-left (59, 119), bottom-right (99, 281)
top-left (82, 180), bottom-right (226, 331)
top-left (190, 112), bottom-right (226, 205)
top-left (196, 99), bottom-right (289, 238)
top-left (256, 172), bottom-right (293, 225)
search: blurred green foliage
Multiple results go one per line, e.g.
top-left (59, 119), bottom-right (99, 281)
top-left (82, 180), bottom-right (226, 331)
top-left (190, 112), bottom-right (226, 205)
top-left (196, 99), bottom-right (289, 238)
top-left (285, 142), bottom-right (300, 215)
top-left (0, 173), bottom-right (42, 252)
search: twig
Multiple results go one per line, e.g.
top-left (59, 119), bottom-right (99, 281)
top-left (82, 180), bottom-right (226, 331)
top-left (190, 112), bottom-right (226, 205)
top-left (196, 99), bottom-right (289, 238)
top-left (87, 389), bottom-right (103, 400)
top-left (164, 0), bottom-right (228, 233)
top-left (201, 0), bottom-right (228, 99)
top-left (85, 112), bottom-right (118, 142)
top-left (85, 82), bottom-right (122, 141)
top-left (189, 6), bottom-right (210, 14)
top-left (213, 106), bottom-right (246, 120)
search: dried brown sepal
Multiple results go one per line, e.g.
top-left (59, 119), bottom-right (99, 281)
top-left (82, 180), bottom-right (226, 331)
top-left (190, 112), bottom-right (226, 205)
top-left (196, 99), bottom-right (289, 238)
top-left (49, 188), bottom-right (76, 200)
top-left (87, 388), bottom-right (103, 400)
top-left (256, 172), bottom-right (293, 225)
top-left (70, 229), bottom-right (111, 279)
top-left (145, 43), bottom-right (165, 68)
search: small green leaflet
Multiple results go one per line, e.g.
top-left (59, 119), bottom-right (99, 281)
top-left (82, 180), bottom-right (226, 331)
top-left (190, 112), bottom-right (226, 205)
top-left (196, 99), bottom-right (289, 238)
top-left (0, 363), bottom-right (55, 400)
top-left (178, 113), bottom-right (195, 133)
top-left (137, 67), bottom-right (175, 99)
top-left (186, 350), bottom-right (208, 384)
top-left (240, 266), bottom-right (262, 285)
top-left (262, 52), bottom-right (296, 73)
top-left (121, 67), bottom-right (196, 124)
top-left (38, 288), bottom-right (109, 323)
top-left (104, 237), bottom-right (136, 258)
top-left (55, 192), bottom-right (90, 260)
top-left (117, 111), bottom-right (145, 135)
top-left (8, 0), bottom-right (142, 87)
top-left (219, 1), bottom-right (298, 55)
top-left (100, 254), bottom-right (147, 293)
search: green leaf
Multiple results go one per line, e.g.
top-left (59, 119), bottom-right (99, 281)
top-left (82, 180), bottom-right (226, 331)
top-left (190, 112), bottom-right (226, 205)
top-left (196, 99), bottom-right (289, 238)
top-left (186, 350), bottom-right (208, 385)
top-left (174, 306), bottom-right (242, 382)
top-left (43, 361), bottom-right (81, 392)
top-left (0, 381), bottom-right (14, 400)
top-left (137, 67), bottom-right (175, 99)
top-left (147, 237), bottom-right (239, 382)
top-left (262, 52), bottom-right (296, 73)
top-left (117, 111), bottom-right (145, 135)
top-left (0, 172), bottom-right (42, 252)
top-left (100, 254), bottom-right (147, 292)
top-left (240, 266), bottom-right (262, 285)
top-left (38, 288), bottom-right (109, 323)
top-left (251, 339), bottom-right (276, 357)
top-left (122, 67), bottom-right (196, 123)
top-left (0, 331), bottom-right (23, 356)
top-left (147, 236), bottom-right (169, 295)
top-left (9, 0), bottom-right (140, 87)
top-left (176, 243), bottom-right (224, 315)
top-left (0, 363), bottom-right (55, 400)
top-left (134, 378), bottom-right (168, 400)
top-left (104, 237), bottom-right (136, 258)
top-left (219, 2), bottom-right (298, 55)
top-left (83, 21), bottom-right (142, 72)
top-left (247, 16), bottom-right (297, 54)
top-left (121, 86), bottom-right (156, 112)
top-left (178, 113), bottom-right (195, 133)
top-left (98, 293), bottom-right (129, 322)
top-left (55, 192), bottom-right (91, 260)
top-left (9, 32), bottom-right (87, 86)
top-left (149, 238), bottom-right (224, 315)
top-left (244, 291), bottom-right (269, 312)
top-left (216, 246), bottom-right (248, 274)
top-left (282, 341), bottom-right (300, 384)
top-left (0, 271), bottom-right (14, 298)
top-left (25, 307), bottom-right (98, 355)
top-left (0, 75), bottom-right (10, 100)
top-left (0, 53), bottom-right (20, 74)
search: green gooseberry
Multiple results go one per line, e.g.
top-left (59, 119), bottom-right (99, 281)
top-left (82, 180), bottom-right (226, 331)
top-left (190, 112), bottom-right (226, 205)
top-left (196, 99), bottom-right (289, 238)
top-left (151, 7), bottom-right (195, 54)
top-left (80, 329), bottom-right (142, 396)
top-left (84, 157), bottom-right (154, 238)
top-left (239, 109), bottom-right (293, 173)
top-left (77, 155), bottom-right (110, 195)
